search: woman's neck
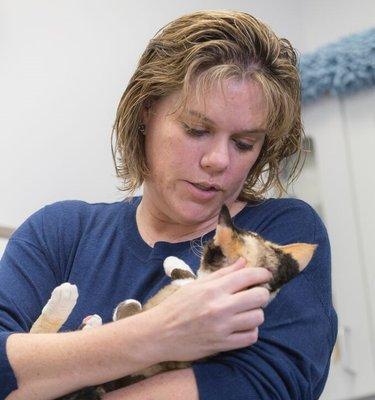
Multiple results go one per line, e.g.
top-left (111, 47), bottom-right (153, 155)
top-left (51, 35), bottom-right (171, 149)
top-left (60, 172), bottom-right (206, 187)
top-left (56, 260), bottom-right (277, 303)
top-left (136, 198), bottom-right (246, 247)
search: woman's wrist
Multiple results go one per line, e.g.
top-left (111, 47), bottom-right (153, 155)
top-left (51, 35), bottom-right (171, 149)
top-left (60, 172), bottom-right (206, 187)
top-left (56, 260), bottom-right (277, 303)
top-left (73, 313), bottom-right (161, 385)
top-left (109, 308), bottom-right (169, 370)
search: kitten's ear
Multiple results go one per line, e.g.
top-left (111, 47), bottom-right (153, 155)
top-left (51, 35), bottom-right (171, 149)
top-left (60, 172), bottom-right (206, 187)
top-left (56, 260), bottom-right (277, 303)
top-left (280, 243), bottom-right (317, 271)
top-left (218, 204), bottom-right (235, 228)
top-left (214, 205), bottom-right (235, 245)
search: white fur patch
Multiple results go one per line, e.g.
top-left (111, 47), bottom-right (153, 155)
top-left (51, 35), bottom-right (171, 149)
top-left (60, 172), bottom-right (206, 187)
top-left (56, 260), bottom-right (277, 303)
top-left (197, 270), bottom-right (210, 279)
top-left (171, 278), bottom-right (195, 286)
top-left (82, 314), bottom-right (102, 330)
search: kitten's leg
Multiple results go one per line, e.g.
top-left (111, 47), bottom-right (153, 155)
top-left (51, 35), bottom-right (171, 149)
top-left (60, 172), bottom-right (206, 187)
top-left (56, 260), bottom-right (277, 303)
top-left (113, 299), bottom-right (143, 321)
top-left (164, 256), bottom-right (197, 286)
top-left (56, 386), bottom-right (105, 400)
top-left (163, 256), bottom-right (196, 278)
top-left (30, 283), bottom-right (78, 333)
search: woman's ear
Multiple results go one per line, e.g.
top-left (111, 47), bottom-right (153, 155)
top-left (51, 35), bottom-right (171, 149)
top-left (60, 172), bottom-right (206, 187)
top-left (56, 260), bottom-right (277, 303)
top-left (141, 99), bottom-right (153, 123)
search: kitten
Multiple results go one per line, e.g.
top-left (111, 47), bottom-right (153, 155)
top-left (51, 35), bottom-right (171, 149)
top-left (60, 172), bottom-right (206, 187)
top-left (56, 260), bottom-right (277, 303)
top-left (32, 204), bottom-right (316, 399)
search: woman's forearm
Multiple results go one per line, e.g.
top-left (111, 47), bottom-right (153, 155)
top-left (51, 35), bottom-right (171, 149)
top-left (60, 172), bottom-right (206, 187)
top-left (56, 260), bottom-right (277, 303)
top-left (103, 368), bottom-right (199, 400)
top-left (6, 312), bottom-right (163, 400)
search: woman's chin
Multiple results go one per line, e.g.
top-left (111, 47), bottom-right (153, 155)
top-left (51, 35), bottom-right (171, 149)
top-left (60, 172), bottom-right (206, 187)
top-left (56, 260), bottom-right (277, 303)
top-left (171, 201), bottom-right (222, 227)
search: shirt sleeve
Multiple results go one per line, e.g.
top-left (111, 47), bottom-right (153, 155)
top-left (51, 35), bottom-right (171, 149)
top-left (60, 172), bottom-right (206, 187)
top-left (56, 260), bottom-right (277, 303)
top-left (0, 205), bottom-right (64, 398)
top-left (192, 199), bottom-right (338, 400)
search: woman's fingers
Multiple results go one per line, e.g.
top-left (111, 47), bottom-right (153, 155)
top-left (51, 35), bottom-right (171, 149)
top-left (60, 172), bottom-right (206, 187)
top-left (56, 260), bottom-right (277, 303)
top-left (223, 328), bottom-right (260, 351)
top-left (199, 257), bottom-right (247, 282)
top-left (229, 308), bottom-right (265, 333)
top-left (227, 287), bottom-right (270, 313)
top-left (198, 258), bottom-right (272, 294)
top-left (208, 308), bottom-right (265, 353)
top-left (214, 266), bottom-right (272, 294)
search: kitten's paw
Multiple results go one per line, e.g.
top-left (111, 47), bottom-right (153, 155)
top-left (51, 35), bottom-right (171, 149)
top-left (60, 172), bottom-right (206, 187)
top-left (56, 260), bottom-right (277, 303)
top-left (81, 314), bottom-right (102, 330)
top-left (113, 299), bottom-right (142, 321)
top-left (163, 256), bottom-right (194, 277)
top-left (42, 282), bottom-right (78, 321)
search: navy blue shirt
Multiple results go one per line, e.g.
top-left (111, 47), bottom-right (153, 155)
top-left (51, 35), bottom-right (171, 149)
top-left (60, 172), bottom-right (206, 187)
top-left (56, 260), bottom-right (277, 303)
top-left (0, 197), bottom-right (337, 399)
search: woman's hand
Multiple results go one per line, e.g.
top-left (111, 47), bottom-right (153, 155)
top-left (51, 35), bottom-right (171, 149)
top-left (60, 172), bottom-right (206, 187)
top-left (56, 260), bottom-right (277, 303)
top-left (147, 258), bottom-right (271, 363)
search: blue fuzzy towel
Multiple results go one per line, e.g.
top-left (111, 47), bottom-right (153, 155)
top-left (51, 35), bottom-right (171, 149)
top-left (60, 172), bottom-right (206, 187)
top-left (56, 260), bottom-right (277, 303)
top-left (300, 28), bottom-right (375, 104)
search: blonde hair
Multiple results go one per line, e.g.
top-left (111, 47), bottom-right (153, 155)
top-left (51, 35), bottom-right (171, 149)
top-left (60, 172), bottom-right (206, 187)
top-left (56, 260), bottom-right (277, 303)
top-left (112, 10), bottom-right (304, 200)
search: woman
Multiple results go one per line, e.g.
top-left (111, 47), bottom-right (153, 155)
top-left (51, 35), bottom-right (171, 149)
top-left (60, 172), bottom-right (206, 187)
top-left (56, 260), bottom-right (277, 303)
top-left (0, 10), bottom-right (337, 399)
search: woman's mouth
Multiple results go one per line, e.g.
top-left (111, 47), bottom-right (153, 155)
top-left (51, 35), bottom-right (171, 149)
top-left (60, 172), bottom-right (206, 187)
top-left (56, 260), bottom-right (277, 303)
top-left (193, 183), bottom-right (218, 191)
top-left (185, 181), bottom-right (222, 200)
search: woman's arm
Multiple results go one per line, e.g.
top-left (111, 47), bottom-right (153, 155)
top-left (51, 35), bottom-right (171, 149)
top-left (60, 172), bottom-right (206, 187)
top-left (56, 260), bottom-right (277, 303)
top-left (103, 369), bottom-right (198, 400)
top-left (6, 312), bottom-right (164, 399)
top-left (5, 261), bottom-right (271, 399)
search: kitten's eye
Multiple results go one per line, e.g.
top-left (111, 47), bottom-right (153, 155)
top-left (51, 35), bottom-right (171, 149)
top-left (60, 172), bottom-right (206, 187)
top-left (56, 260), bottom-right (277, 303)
top-left (233, 139), bottom-right (254, 152)
top-left (182, 123), bottom-right (208, 137)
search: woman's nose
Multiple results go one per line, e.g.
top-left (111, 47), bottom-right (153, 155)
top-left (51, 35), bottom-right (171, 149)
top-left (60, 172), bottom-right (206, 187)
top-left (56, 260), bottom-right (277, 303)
top-left (200, 140), bottom-right (230, 173)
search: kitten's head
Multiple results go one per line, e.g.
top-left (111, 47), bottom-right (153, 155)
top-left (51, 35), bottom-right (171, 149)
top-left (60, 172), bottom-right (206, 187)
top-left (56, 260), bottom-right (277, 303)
top-left (199, 205), bottom-right (317, 292)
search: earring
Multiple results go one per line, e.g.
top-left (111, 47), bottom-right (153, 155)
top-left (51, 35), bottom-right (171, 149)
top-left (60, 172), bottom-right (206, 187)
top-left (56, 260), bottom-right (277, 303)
top-left (138, 123), bottom-right (146, 135)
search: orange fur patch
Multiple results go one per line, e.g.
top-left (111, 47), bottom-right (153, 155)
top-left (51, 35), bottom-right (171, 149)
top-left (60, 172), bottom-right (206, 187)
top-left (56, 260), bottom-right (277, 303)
top-left (214, 226), bottom-right (243, 261)
top-left (279, 243), bottom-right (317, 271)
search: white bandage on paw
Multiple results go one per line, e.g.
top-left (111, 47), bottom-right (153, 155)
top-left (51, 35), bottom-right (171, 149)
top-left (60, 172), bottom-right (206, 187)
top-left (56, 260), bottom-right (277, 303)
top-left (113, 299), bottom-right (142, 321)
top-left (163, 256), bottom-right (194, 277)
top-left (42, 282), bottom-right (78, 321)
top-left (81, 314), bottom-right (102, 330)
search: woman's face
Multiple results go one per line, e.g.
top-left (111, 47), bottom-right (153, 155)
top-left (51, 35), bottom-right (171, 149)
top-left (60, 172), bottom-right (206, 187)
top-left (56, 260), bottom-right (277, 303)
top-left (142, 78), bottom-right (267, 227)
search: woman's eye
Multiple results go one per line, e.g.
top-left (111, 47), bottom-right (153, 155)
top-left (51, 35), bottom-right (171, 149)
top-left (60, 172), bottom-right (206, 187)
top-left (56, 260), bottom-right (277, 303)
top-left (233, 139), bottom-right (254, 152)
top-left (182, 123), bottom-right (208, 137)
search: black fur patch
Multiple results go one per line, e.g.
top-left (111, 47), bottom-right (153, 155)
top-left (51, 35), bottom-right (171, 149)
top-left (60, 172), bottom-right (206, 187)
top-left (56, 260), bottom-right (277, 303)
top-left (171, 269), bottom-right (196, 280)
top-left (56, 376), bottom-right (145, 399)
top-left (115, 302), bottom-right (142, 319)
top-left (218, 205), bottom-right (235, 228)
top-left (202, 241), bottom-right (225, 271)
top-left (269, 248), bottom-right (300, 292)
top-left (56, 386), bottom-right (105, 400)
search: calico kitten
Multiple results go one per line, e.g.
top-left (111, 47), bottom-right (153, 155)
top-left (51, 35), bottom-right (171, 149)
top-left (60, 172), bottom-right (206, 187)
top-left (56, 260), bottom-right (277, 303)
top-left (32, 204), bottom-right (316, 399)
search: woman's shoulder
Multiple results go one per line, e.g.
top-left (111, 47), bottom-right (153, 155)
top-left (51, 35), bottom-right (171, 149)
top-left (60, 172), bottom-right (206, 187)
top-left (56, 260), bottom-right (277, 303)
top-left (241, 197), bottom-right (322, 224)
top-left (43, 197), bottom-right (138, 215)
top-left (237, 197), bottom-right (327, 245)
top-left (249, 196), bottom-right (316, 212)
top-left (41, 197), bottom-right (141, 221)
top-left (12, 197), bottom-right (141, 242)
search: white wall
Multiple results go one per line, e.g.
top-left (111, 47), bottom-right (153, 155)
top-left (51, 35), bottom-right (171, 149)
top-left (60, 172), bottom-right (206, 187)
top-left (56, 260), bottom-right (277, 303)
top-left (297, 0), bottom-right (375, 53)
top-left (3, 0), bottom-right (373, 228)
top-left (0, 239), bottom-right (7, 256)
top-left (0, 0), bottom-right (303, 228)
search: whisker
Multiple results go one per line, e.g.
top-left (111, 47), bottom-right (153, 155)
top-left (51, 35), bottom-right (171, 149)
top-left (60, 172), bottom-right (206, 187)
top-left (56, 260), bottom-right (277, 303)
top-left (190, 238), bottom-right (204, 258)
